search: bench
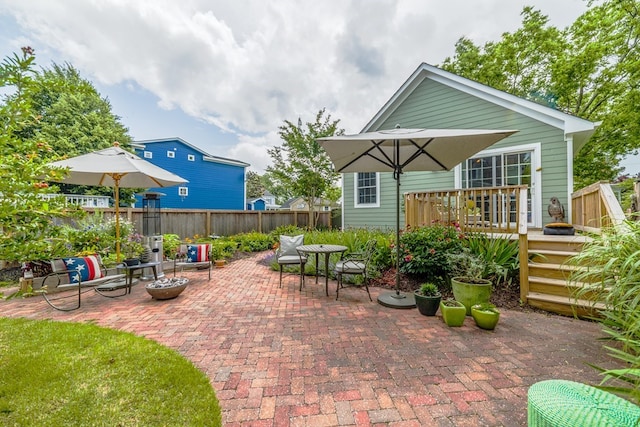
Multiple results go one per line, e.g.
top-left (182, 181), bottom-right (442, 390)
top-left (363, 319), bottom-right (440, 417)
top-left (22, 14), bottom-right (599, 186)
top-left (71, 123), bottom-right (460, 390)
top-left (41, 254), bottom-right (126, 311)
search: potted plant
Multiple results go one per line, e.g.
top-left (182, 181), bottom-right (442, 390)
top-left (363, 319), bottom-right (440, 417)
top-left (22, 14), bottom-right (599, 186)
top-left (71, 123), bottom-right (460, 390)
top-left (211, 242), bottom-right (226, 267)
top-left (471, 303), bottom-right (500, 330)
top-left (122, 233), bottom-right (144, 266)
top-left (439, 299), bottom-right (466, 326)
top-left (414, 283), bottom-right (441, 316)
top-left (445, 249), bottom-right (492, 315)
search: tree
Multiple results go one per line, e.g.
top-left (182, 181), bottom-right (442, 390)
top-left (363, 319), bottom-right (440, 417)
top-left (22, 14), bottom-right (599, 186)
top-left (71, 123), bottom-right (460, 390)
top-left (0, 48), bottom-right (84, 264)
top-left (12, 62), bottom-right (136, 203)
top-left (264, 109), bottom-right (343, 228)
top-left (441, 1), bottom-right (640, 189)
top-left (246, 171), bottom-right (265, 199)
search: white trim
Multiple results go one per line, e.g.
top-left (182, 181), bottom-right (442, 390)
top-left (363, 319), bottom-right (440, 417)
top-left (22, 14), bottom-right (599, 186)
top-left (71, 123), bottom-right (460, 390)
top-left (187, 154), bottom-right (195, 161)
top-left (143, 151), bottom-right (152, 159)
top-left (566, 135), bottom-right (574, 222)
top-left (353, 172), bottom-right (380, 208)
top-left (453, 142), bottom-right (542, 227)
top-left (167, 151), bottom-right (175, 158)
top-left (178, 187), bottom-right (188, 196)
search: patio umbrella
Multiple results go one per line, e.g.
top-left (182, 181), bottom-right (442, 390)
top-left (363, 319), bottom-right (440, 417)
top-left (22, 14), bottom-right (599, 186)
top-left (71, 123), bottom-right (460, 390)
top-left (318, 127), bottom-right (517, 309)
top-left (48, 142), bottom-right (188, 261)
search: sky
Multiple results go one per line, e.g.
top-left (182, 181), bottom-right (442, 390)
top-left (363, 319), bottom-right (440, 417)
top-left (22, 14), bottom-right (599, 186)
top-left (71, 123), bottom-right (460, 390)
top-left (0, 0), bottom-right (605, 174)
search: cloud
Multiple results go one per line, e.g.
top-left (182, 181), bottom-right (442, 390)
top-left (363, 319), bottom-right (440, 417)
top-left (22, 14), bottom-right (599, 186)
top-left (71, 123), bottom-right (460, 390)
top-left (0, 0), bottom-right (588, 172)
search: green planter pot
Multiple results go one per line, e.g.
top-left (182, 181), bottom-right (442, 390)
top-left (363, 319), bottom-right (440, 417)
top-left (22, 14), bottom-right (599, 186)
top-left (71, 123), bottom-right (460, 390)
top-left (471, 304), bottom-right (500, 330)
top-left (451, 277), bottom-right (492, 315)
top-left (414, 291), bottom-right (441, 316)
top-left (440, 300), bottom-right (466, 327)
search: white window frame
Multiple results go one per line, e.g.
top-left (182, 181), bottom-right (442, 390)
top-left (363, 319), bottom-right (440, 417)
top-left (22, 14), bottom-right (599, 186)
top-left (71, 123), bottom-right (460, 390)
top-left (187, 154), bottom-right (195, 161)
top-left (167, 151), bottom-right (175, 158)
top-left (354, 172), bottom-right (380, 208)
top-left (453, 142), bottom-right (542, 228)
top-left (143, 151), bottom-right (152, 159)
top-left (178, 187), bottom-right (188, 197)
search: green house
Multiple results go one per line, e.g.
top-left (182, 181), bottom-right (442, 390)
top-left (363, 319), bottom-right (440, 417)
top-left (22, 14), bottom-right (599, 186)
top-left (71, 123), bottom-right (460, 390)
top-left (341, 63), bottom-right (598, 230)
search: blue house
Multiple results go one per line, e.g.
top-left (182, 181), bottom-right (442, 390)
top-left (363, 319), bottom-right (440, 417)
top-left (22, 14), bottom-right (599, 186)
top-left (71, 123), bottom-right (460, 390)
top-left (132, 138), bottom-right (249, 210)
top-left (246, 197), bottom-right (266, 211)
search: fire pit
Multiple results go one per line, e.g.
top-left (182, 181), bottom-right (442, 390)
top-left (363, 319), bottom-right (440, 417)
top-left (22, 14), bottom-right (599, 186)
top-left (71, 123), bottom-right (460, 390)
top-left (145, 277), bottom-right (189, 300)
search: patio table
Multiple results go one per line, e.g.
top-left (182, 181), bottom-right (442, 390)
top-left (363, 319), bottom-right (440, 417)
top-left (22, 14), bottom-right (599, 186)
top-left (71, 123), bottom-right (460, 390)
top-left (115, 261), bottom-right (160, 294)
top-left (296, 244), bottom-right (347, 296)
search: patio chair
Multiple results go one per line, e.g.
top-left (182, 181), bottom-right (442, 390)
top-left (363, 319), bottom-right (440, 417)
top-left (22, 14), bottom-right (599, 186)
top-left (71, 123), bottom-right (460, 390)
top-left (174, 243), bottom-right (212, 280)
top-left (276, 234), bottom-right (307, 290)
top-left (42, 254), bottom-right (126, 311)
top-left (335, 240), bottom-right (377, 301)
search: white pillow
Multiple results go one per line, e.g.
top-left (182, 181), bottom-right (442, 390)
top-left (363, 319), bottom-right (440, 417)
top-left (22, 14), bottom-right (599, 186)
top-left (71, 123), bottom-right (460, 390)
top-left (279, 234), bottom-right (304, 257)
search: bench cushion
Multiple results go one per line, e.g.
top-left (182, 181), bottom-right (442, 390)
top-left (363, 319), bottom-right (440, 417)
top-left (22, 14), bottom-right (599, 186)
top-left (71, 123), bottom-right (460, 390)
top-left (186, 244), bottom-right (210, 262)
top-left (61, 255), bottom-right (104, 283)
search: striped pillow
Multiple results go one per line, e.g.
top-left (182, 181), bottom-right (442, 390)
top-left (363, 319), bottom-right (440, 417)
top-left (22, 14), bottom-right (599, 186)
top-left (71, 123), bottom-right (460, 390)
top-left (186, 244), bottom-right (210, 262)
top-left (62, 255), bottom-right (104, 283)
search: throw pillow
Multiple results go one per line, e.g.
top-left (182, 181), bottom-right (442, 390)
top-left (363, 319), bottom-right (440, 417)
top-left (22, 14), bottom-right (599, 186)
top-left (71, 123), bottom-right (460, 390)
top-left (62, 255), bottom-right (104, 283)
top-left (187, 244), bottom-right (210, 262)
top-left (279, 235), bottom-right (304, 257)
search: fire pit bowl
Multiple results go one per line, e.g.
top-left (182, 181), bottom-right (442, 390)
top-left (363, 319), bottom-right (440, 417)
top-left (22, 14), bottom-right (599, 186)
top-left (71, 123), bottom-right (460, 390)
top-left (145, 277), bottom-right (189, 300)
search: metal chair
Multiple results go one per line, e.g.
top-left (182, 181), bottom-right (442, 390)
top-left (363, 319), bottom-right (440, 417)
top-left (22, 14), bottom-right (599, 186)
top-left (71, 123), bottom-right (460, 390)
top-left (174, 243), bottom-right (212, 280)
top-left (276, 234), bottom-right (307, 290)
top-left (335, 240), bottom-right (377, 301)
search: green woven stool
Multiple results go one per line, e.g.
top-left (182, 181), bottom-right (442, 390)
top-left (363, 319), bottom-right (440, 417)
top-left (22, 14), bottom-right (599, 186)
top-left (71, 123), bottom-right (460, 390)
top-left (528, 379), bottom-right (640, 426)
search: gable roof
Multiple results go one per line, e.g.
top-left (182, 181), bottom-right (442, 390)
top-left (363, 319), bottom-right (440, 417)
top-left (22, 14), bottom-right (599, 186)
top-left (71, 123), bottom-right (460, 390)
top-left (363, 63), bottom-right (598, 150)
top-left (132, 137), bottom-right (250, 168)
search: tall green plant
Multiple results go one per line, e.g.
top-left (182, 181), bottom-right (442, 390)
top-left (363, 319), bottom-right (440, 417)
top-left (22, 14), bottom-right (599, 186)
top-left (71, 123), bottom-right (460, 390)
top-left (570, 220), bottom-right (640, 402)
top-left (463, 233), bottom-right (520, 286)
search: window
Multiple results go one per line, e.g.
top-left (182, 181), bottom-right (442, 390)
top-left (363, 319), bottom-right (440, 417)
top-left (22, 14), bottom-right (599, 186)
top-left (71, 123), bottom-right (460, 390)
top-left (354, 172), bottom-right (379, 207)
top-left (178, 187), bottom-right (188, 197)
top-left (143, 151), bottom-right (152, 159)
top-left (167, 151), bottom-right (175, 158)
top-left (461, 150), bottom-right (533, 224)
top-left (187, 154), bottom-right (195, 161)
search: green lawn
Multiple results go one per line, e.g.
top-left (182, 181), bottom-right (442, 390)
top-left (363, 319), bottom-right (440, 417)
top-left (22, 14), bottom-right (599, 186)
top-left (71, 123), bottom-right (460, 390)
top-left (0, 318), bottom-right (221, 426)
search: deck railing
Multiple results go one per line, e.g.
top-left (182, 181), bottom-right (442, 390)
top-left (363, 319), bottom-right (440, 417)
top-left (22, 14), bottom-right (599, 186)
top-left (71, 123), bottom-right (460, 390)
top-left (571, 181), bottom-right (625, 234)
top-left (404, 185), bottom-right (529, 234)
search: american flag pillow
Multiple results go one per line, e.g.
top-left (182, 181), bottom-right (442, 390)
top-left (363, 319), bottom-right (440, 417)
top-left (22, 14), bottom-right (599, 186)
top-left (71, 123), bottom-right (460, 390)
top-left (62, 255), bottom-right (104, 283)
top-left (187, 244), bottom-right (210, 262)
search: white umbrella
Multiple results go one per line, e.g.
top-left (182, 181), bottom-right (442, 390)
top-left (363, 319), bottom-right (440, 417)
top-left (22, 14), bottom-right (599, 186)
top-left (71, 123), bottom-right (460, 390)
top-left (49, 142), bottom-right (188, 261)
top-left (318, 127), bottom-right (517, 308)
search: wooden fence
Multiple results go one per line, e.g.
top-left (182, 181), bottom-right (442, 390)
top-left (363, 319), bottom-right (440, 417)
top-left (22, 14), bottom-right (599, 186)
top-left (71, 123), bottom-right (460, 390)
top-left (81, 208), bottom-right (333, 237)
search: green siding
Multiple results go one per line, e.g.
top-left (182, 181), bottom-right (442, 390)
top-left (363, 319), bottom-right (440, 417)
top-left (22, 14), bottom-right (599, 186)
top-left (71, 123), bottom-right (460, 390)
top-left (344, 78), bottom-right (569, 229)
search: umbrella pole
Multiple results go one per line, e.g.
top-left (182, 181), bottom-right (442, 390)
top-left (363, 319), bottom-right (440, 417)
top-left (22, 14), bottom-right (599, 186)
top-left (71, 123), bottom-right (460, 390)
top-left (377, 142), bottom-right (416, 309)
top-left (114, 180), bottom-right (121, 263)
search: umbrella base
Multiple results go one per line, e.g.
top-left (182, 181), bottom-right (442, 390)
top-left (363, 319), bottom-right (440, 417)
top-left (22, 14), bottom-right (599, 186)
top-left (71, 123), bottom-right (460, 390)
top-left (377, 291), bottom-right (416, 309)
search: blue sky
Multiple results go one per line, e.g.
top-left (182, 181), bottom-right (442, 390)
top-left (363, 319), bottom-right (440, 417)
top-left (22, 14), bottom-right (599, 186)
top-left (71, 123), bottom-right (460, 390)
top-left (1, 0), bottom-right (607, 174)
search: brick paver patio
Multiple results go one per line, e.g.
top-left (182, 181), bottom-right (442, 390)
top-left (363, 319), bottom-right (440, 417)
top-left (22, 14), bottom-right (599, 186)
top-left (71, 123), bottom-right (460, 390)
top-left (1, 252), bottom-right (616, 426)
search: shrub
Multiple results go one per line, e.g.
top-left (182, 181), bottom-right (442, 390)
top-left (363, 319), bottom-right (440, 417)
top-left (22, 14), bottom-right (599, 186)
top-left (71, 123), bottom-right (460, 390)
top-left (417, 283), bottom-right (440, 296)
top-left (398, 223), bottom-right (465, 282)
top-left (162, 234), bottom-right (182, 259)
top-left (231, 232), bottom-right (273, 252)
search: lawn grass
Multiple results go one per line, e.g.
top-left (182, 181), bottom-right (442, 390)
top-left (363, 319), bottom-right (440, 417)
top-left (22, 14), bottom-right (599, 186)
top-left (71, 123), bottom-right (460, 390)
top-left (0, 317), bottom-right (221, 426)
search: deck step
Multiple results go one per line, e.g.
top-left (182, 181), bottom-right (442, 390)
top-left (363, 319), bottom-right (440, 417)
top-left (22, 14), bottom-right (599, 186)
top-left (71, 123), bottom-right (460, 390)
top-left (529, 249), bottom-right (580, 264)
top-left (525, 292), bottom-right (606, 318)
top-left (527, 276), bottom-right (603, 299)
top-left (528, 262), bottom-right (584, 281)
